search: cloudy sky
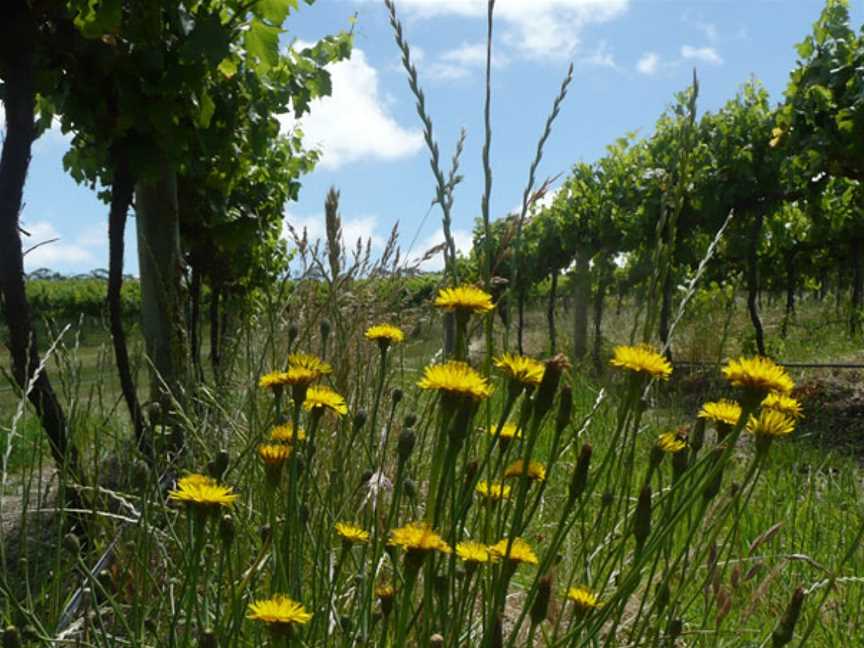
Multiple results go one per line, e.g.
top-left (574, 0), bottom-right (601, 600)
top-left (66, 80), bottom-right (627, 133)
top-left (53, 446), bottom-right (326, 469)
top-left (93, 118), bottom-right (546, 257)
top-left (8, 0), bottom-right (864, 274)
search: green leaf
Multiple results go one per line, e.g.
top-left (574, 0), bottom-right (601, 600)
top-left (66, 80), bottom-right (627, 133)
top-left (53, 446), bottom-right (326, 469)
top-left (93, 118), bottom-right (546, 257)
top-left (180, 13), bottom-right (231, 66)
top-left (244, 20), bottom-right (281, 73)
top-left (198, 91), bottom-right (216, 128)
top-left (217, 57), bottom-right (238, 79)
top-left (253, 0), bottom-right (297, 26)
top-left (72, 0), bottom-right (122, 38)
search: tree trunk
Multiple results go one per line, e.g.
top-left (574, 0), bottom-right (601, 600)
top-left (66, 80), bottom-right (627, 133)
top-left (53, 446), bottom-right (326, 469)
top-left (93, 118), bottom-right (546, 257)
top-left (209, 283), bottom-right (221, 378)
top-left (189, 264), bottom-right (204, 383)
top-left (0, 5), bottom-right (82, 483)
top-left (547, 269), bottom-right (558, 355)
top-left (107, 151), bottom-right (150, 460)
top-left (658, 271), bottom-right (674, 359)
top-left (850, 237), bottom-right (863, 336)
top-left (746, 213), bottom-right (766, 356)
top-left (781, 251), bottom-right (796, 339)
top-left (135, 164), bottom-right (188, 432)
top-left (592, 273), bottom-right (607, 374)
top-left (572, 252), bottom-right (590, 362)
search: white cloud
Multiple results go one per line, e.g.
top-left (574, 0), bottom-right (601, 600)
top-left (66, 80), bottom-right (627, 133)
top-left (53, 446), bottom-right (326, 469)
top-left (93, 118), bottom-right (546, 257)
top-left (411, 228), bottom-right (473, 272)
top-left (441, 42), bottom-right (509, 68)
top-left (581, 40), bottom-right (616, 68)
top-left (21, 221), bottom-right (96, 271)
top-left (372, 0), bottom-right (630, 61)
top-left (280, 48), bottom-right (423, 169)
top-left (681, 45), bottom-right (723, 65)
top-left (426, 62), bottom-right (472, 81)
top-left (636, 52), bottom-right (660, 76)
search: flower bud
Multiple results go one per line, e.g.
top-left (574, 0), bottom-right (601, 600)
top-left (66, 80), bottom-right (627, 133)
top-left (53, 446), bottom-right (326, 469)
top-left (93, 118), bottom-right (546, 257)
top-left (219, 514), bottom-right (235, 548)
top-left (207, 449), bottom-right (230, 481)
top-left (353, 409), bottom-right (368, 432)
top-left (568, 443), bottom-right (592, 502)
top-left (555, 386), bottom-right (573, 435)
top-left (772, 587), bottom-right (805, 647)
top-left (391, 388), bottom-right (403, 406)
top-left (288, 324), bottom-right (299, 345)
top-left (691, 418), bottom-right (706, 456)
top-left (397, 429), bottom-right (416, 463)
top-left (63, 532), bottom-right (81, 557)
top-left (2, 626), bottom-right (21, 648)
top-left (533, 354), bottom-right (571, 421)
top-left (430, 634), bottom-right (444, 647)
top-left (320, 319), bottom-right (331, 341)
top-left (199, 629), bottom-right (217, 648)
top-left (634, 485), bottom-right (652, 554)
top-left (403, 478), bottom-right (417, 498)
top-left (403, 414), bottom-right (418, 428)
top-left (530, 574), bottom-right (553, 626)
top-left (259, 524), bottom-right (272, 545)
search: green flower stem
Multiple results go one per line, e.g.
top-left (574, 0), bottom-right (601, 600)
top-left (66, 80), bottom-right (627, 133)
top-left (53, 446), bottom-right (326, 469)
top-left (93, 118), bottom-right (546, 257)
top-left (367, 350), bottom-right (389, 461)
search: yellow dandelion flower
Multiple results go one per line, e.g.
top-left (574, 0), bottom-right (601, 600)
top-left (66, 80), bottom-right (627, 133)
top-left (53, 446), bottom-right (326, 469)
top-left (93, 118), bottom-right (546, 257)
top-left (434, 285), bottom-right (494, 314)
top-left (302, 385), bottom-right (348, 416)
top-left (698, 400), bottom-right (742, 426)
top-left (456, 540), bottom-right (497, 565)
top-left (762, 392), bottom-right (803, 419)
top-left (258, 443), bottom-right (292, 465)
top-left (278, 366), bottom-right (320, 387)
top-left (746, 409), bottom-right (796, 439)
top-left (504, 459), bottom-right (546, 482)
top-left (417, 361), bottom-right (493, 401)
top-left (259, 371), bottom-right (288, 390)
top-left (335, 522), bottom-right (370, 545)
top-left (722, 356), bottom-right (794, 396)
top-left (375, 582), bottom-right (396, 599)
top-left (494, 353), bottom-right (545, 386)
top-left (287, 353), bottom-right (332, 375)
top-left (388, 521), bottom-right (451, 555)
top-left (488, 423), bottom-right (522, 441)
top-left (567, 586), bottom-right (601, 612)
top-left (168, 473), bottom-right (238, 509)
top-left (475, 480), bottom-right (512, 501)
top-left (365, 324), bottom-right (405, 345)
top-left (609, 345), bottom-right (672, 380)
top-left (656, 432), bottom-right (687, 454)
top-left (270, 423), bottom-right (306, 443)
top-left (489, 538), bottom-right (538, 566)
top-left (247, 595), bottom-right (312, 633)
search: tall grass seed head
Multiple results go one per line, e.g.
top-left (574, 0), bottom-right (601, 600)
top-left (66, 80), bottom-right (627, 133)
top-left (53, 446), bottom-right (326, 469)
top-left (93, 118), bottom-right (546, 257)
top-left (722, 356), bottom-right (794, 400)
top-left (434, 284), bottom-right (494, 314)
top-left (610, 345), bottom-right (672, 380)
top-left (417, 361), bottom-right (493, 402)
top-left (247, 595), bottom-right (312, 635)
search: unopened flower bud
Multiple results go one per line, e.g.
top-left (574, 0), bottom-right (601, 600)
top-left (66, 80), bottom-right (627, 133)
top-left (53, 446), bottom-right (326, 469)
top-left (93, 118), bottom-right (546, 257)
top-left (320, 319), bottom-right (331, 341)
top-left (691, 418), bottom-right (706, 456)
top-left (403, 478), bottom-right (417, 498)
top-left (555, 386), bottom-right (573, 435)
top-left (533, 354), bottom-right (571, 421)
top-left (403, 414), bottom-right (417, 428)
top-left (219, 514), bottom-right (235, 548)
top-left (353, 410), bottom-right (368, 432)
top-left (397, 429), bottom-right (416, 463)
top-left (772, 587), bottom-right (805, 647)
top-left (391, 388), bottom-right (403, 406)
top-left (2, 626), bottom-right (21, 648)
top-left (207, 450), bottom-right (230, 481)
top-left (430, 633), bottom-right (444, 647)
top-left (530, 574), bottom-right (554, 626)
top-left (568, 443), bottom-right (592, 502)
top-left (199, 629), bottom-right (218, 648)
top-left (634, 485), bottom-right (652, 554)
top-left (63, 532), bottom-right (81, 557)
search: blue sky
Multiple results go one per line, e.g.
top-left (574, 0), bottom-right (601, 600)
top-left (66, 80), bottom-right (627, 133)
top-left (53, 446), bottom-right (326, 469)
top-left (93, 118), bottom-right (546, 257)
top-left (7, 0), bottom-right (864, 275)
